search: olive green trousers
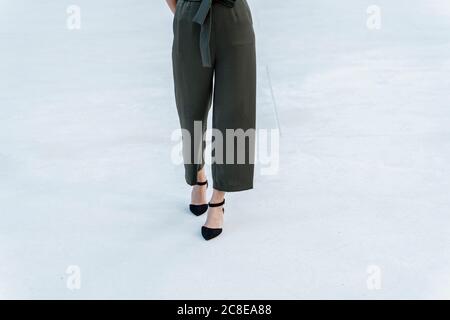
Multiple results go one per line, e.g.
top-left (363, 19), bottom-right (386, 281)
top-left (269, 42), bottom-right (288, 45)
top-left (172, 0), bottom-right (256, 192)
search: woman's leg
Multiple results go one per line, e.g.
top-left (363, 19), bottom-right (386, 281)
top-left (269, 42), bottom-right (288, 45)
top-left (172, 1), bottom-right (214, 186)
top-left (203, 1), bottom-right (256, 232)
top-left (211, 0), bottom-right (256, 192)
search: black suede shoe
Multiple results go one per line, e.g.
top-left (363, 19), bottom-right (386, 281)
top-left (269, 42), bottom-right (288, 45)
top-left (189, 181), bottom-right (208, 216)
top-left (201, 199), bottom-right (225, 241)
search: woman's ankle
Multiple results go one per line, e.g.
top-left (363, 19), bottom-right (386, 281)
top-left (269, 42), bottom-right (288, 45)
top-left (197, 168), bottom-right (207, 183)
top-left (210, 190), bottom-right (225, 204)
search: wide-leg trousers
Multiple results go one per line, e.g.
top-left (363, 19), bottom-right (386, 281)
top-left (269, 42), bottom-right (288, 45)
top-left (172, 0), bottom-right (256, 192)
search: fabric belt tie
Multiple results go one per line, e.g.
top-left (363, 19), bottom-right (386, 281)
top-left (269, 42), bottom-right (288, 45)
top-left (191, 0), bottom-right (236, 68)
top-left (192, 0), bottom-right (213, 67)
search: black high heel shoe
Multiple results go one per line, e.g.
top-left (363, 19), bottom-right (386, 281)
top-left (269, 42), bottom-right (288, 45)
top-left (201, 199), bottom-right (225, 241)
top-left (189, 181), bottom-right (208, 216)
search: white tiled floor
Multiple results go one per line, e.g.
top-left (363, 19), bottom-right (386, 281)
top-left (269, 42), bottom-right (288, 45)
top-left (1, 0), bottom-right (450, 299)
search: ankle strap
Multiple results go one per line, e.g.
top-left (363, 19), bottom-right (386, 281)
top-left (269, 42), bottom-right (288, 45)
top-left (209, 199), bottom-right (225, 207)
top-left (196, 180), bottom-right (208, 186)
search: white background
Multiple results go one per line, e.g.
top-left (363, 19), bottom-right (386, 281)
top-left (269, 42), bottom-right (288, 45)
top-left (1, 0), bottom-right (450, 299)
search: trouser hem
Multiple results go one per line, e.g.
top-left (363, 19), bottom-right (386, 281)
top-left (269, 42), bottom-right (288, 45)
top-left (212, 183), bottom-right (253, 192)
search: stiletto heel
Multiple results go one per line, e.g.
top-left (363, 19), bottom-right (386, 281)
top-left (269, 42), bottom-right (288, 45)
top-left (201, 199), bottom-right (225, 241)
top-left (189, 180), bottom-right (208, 216)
